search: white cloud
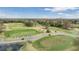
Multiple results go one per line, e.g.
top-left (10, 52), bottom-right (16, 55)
top-left (0, 7), bottom-right (79, 19)
top-left (0, 14), bottom-right (20, 18)
top-left (44, 7), bottom-right (79, 18)
top-left (0, 12), bottom-right (29, 18)
top-left (57, 12), bottom-right (64, 15)
top-left (57, 13), bottom-right (79, 19)
top-left (53, 7), bottom-right (77, 12)
top-left (44, 7), bottom-right (77, 12)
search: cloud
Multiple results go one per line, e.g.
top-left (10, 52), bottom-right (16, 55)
top-left (0, 12), bottom-right (29, 18)
top-left (0, 7), bottom-right (79, 19)
top-left (44, 7), bottom-right (79, 18)
top-left (44, 7), bottom-right (77, 12)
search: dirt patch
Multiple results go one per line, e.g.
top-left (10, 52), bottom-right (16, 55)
top-left (26, 42), bottom-right (37, 51)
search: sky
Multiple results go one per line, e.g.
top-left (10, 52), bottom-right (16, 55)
top-left (0, 7), bottom-right (79, 18)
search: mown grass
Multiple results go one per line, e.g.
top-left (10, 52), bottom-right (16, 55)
top-left (4, 29), bottom-right (41, 38)
top-left (32, 35), bottom-right (75, 51)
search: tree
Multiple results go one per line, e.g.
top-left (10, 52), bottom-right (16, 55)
top-left (73, 20), bottom-right (77, 24)
top-left (63, 21), bottom-right (72, 29)
top-left (24, 20), bottom-right (34, 27)
top-left (49, 20), bottom-right (63, 28)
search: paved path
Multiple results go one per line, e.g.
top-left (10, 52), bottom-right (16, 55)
top-left (0, 31), bottom-right (78, 44)
top-left (0, 32), bottom-right (78, 51)
top-left (0, 33), bottom-right (49, 44)
top-left (52, 32), bottom-right (79, 37)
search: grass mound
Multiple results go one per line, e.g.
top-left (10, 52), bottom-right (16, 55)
top-left (33, 35), bottom-right (75, 51)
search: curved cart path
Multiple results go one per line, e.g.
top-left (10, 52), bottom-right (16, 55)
top-left (0, 32), bottom-right (78, 44)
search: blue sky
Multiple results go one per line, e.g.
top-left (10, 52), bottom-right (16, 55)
top-left (0, 7), bottom-right (79, 18)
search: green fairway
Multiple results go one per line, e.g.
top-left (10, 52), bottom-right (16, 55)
top-left (4, 29), bottom-right (41, 37)
top-left (33, 35), bottom-right (75, 51)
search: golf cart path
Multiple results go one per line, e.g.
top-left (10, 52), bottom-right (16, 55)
top-left (0, 33), bottom-right (49, 44)
top-left (0, 32), bottom-right (78, 44)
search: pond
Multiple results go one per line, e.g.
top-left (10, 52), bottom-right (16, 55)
top-left (0, 43), bottom-right (24, 51)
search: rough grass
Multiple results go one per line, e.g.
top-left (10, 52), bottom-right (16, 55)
top-left (5, 23), bottom-right (31, 30)
top-left (50, 27), bottom-right (79, 34)
top-left (20, 42), bottom-right (37, 51)
top-left (32, 35), bottom-right (75, 51)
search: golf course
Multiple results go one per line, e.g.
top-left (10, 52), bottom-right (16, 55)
top-left (0, 19), bottom-right (79, 51)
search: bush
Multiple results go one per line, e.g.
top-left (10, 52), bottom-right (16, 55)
top-left (46, 29), bottom-right (50, 33)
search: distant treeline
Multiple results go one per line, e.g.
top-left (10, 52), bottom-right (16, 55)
top-left (0, 18), bottom-right (79, 23)
top-left (0, 18), bottom-right (79, 33)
